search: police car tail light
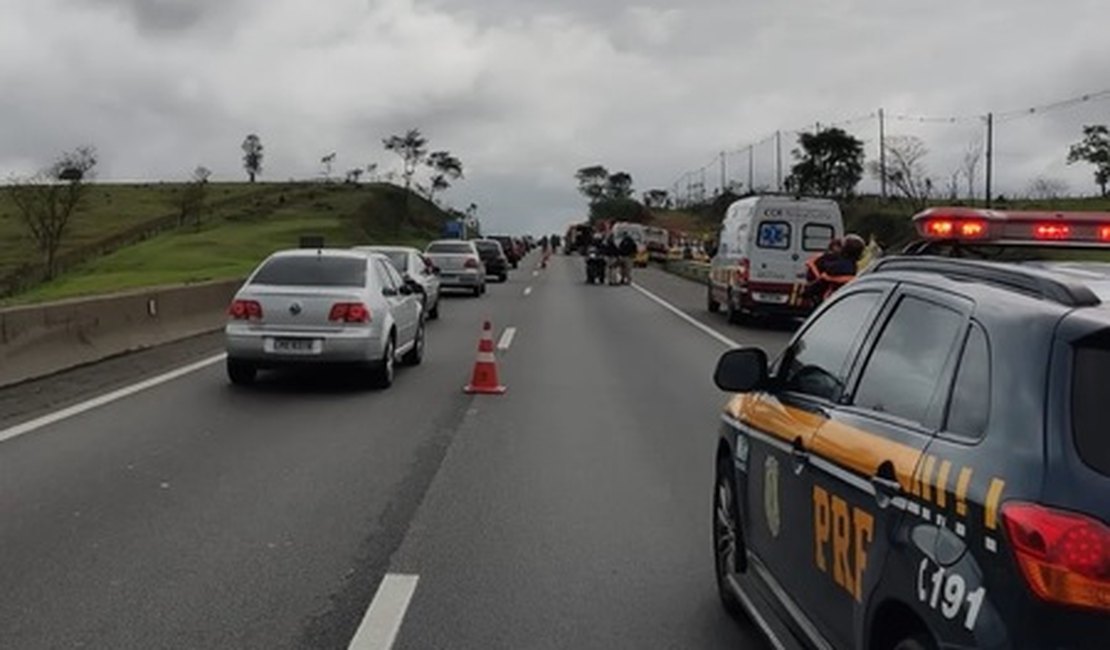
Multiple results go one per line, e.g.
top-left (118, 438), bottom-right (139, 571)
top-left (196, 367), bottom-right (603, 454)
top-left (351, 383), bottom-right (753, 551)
top-left (1002, 502), bottom-right (1109, 612)
top-left (228, 299), bottom-right (262, 320)
top-left (921, 218), bottom-right (988, 240)
top-left (1034, 224), bottom-right (1073, 240)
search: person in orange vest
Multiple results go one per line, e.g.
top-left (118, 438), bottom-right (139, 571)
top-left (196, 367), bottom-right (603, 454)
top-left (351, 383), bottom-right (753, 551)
top-left (804, 235), bottom-right (864, 302)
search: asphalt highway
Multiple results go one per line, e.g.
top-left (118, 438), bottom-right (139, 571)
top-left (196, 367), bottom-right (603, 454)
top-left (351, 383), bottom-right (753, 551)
top-left (0, 254), bottom-right (794, 649)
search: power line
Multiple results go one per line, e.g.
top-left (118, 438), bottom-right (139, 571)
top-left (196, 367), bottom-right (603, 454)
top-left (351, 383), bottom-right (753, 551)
top-left (997, 88), bottom-right (1110, 122)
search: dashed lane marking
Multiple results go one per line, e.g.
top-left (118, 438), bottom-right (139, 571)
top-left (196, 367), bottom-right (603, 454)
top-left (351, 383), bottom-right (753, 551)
top-left (347, 574), bottom-right (419, 650)
top-left (630, 283), bottom-right (740, 348)
top-left (497, 327), bottom-right (517, 351)
top-left (523, 287), bottom-right (533, 297)
top-left (0, 353), bottom-right (227, 445)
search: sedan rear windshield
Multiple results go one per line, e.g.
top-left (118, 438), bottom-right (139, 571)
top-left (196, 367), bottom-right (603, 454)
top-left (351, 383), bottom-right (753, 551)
top-left (251, 256), bottom-right (366, 287)
top-left (427, 242), bottom-right (473, 254)
top-left (1072, 338), bottom-right (1110, 476)
top-left (379, 251), bottom-right (408, 272)
top-left (475, 241), bottom-right (501, 254)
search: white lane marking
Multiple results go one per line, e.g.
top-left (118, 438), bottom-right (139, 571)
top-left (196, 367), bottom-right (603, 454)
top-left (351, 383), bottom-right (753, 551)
top-left (523, 287), bottom-right (533, 297)
top-left (531, 270), bottom-right (539, 277)
top-left (630, 283), bottom-right (740, 348)
top-left (0, 353), bottom-right (227, 444)
top-left (497, 327), bottom-right (517, 351)
top-left (348, 574), bottom-right (419, 650)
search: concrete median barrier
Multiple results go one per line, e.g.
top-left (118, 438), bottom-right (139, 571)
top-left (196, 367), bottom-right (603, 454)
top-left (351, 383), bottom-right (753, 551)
top-left (664, 260), bottom-right (711, 284)
top-left (0, 279), bottom-right (243, 387)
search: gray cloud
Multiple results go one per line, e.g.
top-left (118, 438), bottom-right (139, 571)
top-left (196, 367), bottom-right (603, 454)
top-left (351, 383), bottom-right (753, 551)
top-left (2, 0), bottom-right (1109, 235)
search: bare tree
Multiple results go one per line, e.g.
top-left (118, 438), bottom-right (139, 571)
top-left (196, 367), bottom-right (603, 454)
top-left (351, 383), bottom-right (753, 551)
top-left (345, 168), bottom-right (364, 184)
top-left (961, 142), bottom-right (983, 201)
top-left (1026, 177), bottom-right (1069, 201)
top-left (382, 129), bottom-right (428, 192)
top-left (178, 165), bottom-right (211, 228)
top-left (365, 163), bottom-right (379, 182)
top-left (868, 136), bottom-right (932, 210)
top-left (241, 134), bottom-right (264, 183)
top-left (945, 170), bottom-right (961, 201)
top-left (6, 146), bottom-right (98, 279)
top-left (321, 152), bottom-right (337, 181)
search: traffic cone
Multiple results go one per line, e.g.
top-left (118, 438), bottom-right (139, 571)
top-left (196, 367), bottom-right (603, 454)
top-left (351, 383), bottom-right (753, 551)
top-left (464, 320), bottom-right (507, 395)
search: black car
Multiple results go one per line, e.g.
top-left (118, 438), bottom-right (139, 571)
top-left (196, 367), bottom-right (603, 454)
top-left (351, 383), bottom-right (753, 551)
top-left (472, 239), bottom-right (509, 282)
top-left (489, 235), bottom-right (520, 269)
top-left (710, 207), bottom-right (1110, 650)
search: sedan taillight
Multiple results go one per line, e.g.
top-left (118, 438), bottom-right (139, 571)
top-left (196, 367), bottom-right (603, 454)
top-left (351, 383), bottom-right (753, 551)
top-left (464, 257), bottom-right (480, 269)
top-left (228, 299), bottom-right (263, 320)
top-left (329, 302), bottom-right (371, 323)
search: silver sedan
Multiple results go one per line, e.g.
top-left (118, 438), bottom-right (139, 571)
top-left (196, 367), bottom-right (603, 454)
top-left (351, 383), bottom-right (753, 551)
top-left (225, 249), bottom-right (425, 388)
top-left (354, 245), bottom-right (441, 320)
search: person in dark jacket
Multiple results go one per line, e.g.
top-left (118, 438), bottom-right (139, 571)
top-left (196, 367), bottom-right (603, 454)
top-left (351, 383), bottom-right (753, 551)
top-left (617, 233), bottom-right (637, 284)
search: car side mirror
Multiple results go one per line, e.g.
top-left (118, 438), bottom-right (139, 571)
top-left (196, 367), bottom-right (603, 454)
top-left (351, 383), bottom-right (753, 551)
top-left (404, 277), bottom-right (424, 293)
top-left (714, 348), bottom-right (769, 393)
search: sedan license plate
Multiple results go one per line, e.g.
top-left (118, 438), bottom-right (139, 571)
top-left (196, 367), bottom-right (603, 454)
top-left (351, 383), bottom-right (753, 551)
top-left (752, 292), bottom-right (789, 305)
top-left (268, 338), bottom-right (321, 355)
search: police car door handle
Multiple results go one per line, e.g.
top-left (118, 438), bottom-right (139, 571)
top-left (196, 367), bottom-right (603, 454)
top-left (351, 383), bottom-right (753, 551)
top-left (870, 471), bottom-right (902, 509)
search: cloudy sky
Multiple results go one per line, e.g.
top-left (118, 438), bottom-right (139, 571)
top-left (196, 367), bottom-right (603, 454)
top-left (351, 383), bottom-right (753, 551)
top-left (2, 0), bottom-right (1109, 233)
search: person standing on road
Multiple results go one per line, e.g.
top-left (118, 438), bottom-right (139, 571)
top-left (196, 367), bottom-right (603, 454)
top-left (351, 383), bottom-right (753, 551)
top-left (604, 233), bottom-right (620, 285)
top-left (618, 232), bottom-right (637, 285)
top-left (540, 236), bottom-right (552, 268)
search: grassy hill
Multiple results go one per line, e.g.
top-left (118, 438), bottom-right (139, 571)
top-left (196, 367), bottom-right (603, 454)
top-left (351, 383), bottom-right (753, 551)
top-left (1, 182), bottom-right (453, 305)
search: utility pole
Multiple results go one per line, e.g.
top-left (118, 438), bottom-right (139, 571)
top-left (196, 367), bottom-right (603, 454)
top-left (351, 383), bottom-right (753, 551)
top-left (720, 151), bottom-right (727, 195)
top-left (985, 112), bottom-right (994, 208)
top-left (700, 166), bottom-right (707, 202)
top-left (775, 130), bottom-right (782, 192)
top-left (878, 108), bottom-right (887, 200)
top-left (748, 146), bottom-right (754, 194)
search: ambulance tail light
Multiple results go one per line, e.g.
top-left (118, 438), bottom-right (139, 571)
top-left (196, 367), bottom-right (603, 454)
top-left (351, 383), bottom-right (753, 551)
top-left (1002, 502), bottom-right (1110, 612)
top-left (733, 258), bottom-right (750, 285)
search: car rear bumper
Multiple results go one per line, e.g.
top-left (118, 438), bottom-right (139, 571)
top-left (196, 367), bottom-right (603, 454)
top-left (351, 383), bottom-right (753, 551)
top-left (225, 326), bottom-right (382, 364)
top-left (728, 282), bottom-right (814, 316)
top-left (438, 272), bottom-right (484, 288)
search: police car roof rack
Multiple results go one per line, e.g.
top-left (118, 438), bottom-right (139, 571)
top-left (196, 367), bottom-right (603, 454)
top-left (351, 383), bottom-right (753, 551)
top-left (868, 256), bottom-right (1101, 308)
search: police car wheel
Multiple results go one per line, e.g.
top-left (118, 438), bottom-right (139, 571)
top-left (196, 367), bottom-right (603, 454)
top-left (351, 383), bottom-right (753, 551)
top-left (892, 636), bottom-right (934, 650)
top-left (713, 457), bottom-right (748, 621)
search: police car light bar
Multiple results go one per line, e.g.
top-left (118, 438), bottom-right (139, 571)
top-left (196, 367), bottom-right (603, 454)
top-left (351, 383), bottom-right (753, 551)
top-left (913, 207), bottom-right (1110, 245)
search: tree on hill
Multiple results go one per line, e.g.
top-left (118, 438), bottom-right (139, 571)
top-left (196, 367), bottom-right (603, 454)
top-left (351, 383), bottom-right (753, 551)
top-left (425, 151), bottom-right (464, 202)
top-left (321, 152), bottom-right (337, 181)
top-left (345, 168), bottom-right (364, 184)
top-left (178, 165), bottom-right (211, 228)
top-left (1067, 125), bottom-right (1110, 197)
top-left (605, 171), bottom-right (634, 199)
top-left (643, 189), bottom-right (671, 209)
top-left (6, 146), bottom-right (98, 279)
top-left (590, 197), bottom-right (651, 224)
top-left (383, 129), bottom-right (428, 193)
top-left (784, 127), bottom-right (864, 198)
top-left (575, 165), bottom-right (609, 204)
top-left (242, 134), bottom-right (263, 183)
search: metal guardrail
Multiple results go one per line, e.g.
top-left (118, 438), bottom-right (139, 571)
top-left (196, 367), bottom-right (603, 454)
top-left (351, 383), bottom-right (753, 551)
top-left (663, 260), bottom-right (711, 283)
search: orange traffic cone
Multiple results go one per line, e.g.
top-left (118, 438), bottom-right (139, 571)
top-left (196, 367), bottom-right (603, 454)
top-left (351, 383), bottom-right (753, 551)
top-left (464, 321), bottom-right (507, 395)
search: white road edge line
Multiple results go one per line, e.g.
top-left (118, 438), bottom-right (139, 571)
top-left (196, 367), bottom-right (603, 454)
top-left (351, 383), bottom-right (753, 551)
top-left (348, 574), bottom-right (419, 650)
top-left (0, 353), bottom-right (227, 444)
top-left (523, 286), bottom-right (533, 297)
top-left (497, 326), bottom-right (517, 351)
top-left (630, 283), bottom-right (740, 349)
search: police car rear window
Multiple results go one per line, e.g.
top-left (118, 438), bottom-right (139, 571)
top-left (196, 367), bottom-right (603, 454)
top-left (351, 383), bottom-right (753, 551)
top-left (756, 221), bottom-right (791, 250)
top-left (1072, 343), bottom-right (1110, 477)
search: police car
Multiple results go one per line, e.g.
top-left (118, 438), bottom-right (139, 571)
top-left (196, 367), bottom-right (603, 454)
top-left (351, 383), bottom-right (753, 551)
top-left (710, 207), bottom-right (1109, 649)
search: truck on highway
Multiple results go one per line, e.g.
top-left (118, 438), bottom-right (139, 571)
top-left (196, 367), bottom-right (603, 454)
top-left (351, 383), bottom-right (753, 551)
top-left (707, 195), bottom-right (843, 323)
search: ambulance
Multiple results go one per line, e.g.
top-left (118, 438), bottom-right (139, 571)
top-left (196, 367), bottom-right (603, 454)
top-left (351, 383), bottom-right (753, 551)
top-left (708, 195), bottom-right (844, 322)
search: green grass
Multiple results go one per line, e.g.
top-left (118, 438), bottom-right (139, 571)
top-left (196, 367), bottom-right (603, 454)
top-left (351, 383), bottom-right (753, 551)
top-left (1, 183), bottom-right (450, 306)
top-left (0, 183), bottom-right (272, 278)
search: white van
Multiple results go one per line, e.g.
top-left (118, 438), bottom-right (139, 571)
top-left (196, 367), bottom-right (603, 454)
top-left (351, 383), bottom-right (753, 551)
top-left (708, 196), bottom-right (843, 322)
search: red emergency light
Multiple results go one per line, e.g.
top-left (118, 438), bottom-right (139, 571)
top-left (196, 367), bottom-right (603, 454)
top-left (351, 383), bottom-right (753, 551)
top-left (920, 216), bottom-right (988, 239)
top-left (913, 207), bottom-right (1110, 246)
top-left (1034, 224), bottom-right (1071, 240)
